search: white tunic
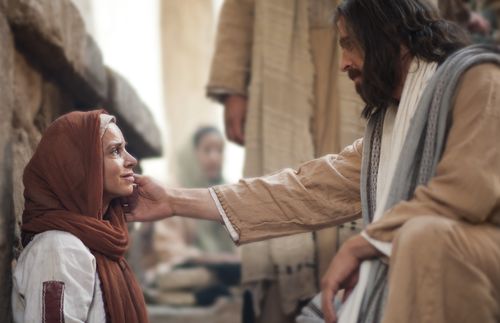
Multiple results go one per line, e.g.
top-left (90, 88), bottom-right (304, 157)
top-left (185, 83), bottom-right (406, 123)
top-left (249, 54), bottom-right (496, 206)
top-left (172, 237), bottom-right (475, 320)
top-left (12, 230), bottom-right (107, 323)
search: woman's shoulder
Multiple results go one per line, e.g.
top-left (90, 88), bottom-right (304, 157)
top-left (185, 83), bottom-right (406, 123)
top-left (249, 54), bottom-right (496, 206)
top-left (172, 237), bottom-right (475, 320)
top-left (31, 230), bottom-right (90, 250)
top-left (14, 230), bottom-right (97, 286)
top-left (18, 230), bottom-right (94, 264)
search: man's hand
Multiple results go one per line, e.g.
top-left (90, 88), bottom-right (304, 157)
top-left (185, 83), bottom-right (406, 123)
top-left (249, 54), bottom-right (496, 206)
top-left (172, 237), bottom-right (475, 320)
top-left (321, 234), bottom-right (382, 323)
top-left (123, 175), bottom-right (223, 223)
top-left (321, 243), bottom-right (361, 323)
top-left (123, 174), bottom-right (173, 222)
top-left (224, 94), bottom-right (247, 146)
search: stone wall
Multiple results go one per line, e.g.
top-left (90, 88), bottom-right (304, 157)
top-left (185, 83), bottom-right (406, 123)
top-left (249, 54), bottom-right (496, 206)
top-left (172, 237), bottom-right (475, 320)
top-left (0, 0), bottom-right (162, 321)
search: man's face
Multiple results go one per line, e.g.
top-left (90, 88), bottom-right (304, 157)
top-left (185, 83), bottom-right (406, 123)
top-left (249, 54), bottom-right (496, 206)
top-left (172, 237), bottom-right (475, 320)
top-left (338, 17), bottom-right (364, 94)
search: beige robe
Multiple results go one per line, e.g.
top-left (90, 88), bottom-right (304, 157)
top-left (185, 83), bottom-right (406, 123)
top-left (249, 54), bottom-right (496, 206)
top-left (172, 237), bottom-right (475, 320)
top-left (207, 0), bottom-right (365, 318)
top-left (212, 63), bottom-right (500, 322)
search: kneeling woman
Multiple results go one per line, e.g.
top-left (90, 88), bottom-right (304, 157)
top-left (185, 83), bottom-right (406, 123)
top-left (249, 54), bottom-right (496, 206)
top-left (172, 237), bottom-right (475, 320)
top-left (12, 110), bottom-right (148, 323)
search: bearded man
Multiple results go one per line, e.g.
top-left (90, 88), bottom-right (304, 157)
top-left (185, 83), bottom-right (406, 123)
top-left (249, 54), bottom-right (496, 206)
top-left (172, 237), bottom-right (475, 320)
top-left (126, 1), bottom-right (500, 322)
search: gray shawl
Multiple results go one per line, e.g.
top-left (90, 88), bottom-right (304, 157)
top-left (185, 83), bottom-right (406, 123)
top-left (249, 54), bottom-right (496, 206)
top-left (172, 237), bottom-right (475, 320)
top-left (297, 45), bottom-right (500, 323)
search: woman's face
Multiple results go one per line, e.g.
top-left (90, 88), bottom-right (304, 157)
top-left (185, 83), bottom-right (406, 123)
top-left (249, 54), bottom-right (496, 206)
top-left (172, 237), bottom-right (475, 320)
top-left (195, 132), bottom-right (224, 182)
top-left (102, 123), bottom-right (137, 201)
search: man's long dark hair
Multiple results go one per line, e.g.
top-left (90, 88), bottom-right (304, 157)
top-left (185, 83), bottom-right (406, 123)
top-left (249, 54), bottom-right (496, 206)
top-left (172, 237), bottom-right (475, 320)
top-left (335, 0), bottom-right (471, 118)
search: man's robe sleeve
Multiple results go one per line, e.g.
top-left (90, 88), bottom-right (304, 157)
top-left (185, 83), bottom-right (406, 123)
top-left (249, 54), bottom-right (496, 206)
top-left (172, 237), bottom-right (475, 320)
top-left (206, 0), bottom-right (255, 101)
top-left (366, 63), bottom-right (500, 243)
top-left (212, 139), bottom-right (363, 244)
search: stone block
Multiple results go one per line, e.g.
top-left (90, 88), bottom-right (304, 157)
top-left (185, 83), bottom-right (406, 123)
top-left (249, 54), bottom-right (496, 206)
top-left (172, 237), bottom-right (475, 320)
top-left (36, 80), bottom-right (74, 132)
top-left (6, 0), bottom-right (107, 106)
top-left (0, 11), bottom-right (15, 323)
top-left (12, 128), bottom-right (37, 223)
top-left (105, 68), bottom-right (163, 159)
top-left (13, 51), bottom-right (43, 132)
top-left (156, 267), bottom-right (217, 290)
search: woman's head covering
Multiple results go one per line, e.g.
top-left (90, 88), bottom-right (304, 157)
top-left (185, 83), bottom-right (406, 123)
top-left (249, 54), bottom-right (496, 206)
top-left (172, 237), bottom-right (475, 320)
top-left (22, 109), bottom-right (148, 323)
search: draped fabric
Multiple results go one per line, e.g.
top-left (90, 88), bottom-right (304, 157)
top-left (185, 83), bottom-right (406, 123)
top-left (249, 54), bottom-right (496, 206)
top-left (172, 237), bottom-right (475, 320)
top-left (21, 110), bottom-right (149, 323)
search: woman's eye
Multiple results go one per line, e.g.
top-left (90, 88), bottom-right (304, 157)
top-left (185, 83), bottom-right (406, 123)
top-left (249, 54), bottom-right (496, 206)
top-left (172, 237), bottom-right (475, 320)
top-left (111, 148), bottom-right (120, 155)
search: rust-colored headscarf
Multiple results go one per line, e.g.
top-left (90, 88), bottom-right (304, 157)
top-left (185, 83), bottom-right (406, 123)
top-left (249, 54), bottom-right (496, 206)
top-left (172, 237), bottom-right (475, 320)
top-left (22, 110), bottom-right (149, 323)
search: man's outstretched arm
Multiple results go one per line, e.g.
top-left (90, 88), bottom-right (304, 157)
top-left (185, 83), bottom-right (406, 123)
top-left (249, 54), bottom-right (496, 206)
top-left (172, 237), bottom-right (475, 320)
top-left (124, 177), bottom-right (222, 223)
top-left (126, 138), bottom-right (364, 244)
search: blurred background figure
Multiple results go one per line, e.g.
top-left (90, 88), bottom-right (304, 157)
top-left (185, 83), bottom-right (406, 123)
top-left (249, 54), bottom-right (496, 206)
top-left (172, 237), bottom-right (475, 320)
top-left (191, 126), bottom-right (237, 254)
top-left (469, 0), bottom-right (500, 43)
top-left (184, 126), bottom-right (226, 188)
top-left (137, 126), bottom-right (240, 309)
top-left (436, 0), bottom-right (498, 43)
top-left (194, 126), bottom-right (225, 186)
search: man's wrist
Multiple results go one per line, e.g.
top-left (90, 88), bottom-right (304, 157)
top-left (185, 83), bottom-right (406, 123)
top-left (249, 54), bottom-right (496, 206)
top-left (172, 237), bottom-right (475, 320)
top-left (345, 234), bottom-right (382, 260)
top-left (224, 94), bottom-right (247, 105)
top-left (165, 188), bottom-right (178, 217)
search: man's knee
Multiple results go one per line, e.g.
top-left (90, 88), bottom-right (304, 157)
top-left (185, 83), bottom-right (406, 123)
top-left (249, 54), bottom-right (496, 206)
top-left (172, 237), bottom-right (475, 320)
top-left (393, 215), bottom-right (459, 259)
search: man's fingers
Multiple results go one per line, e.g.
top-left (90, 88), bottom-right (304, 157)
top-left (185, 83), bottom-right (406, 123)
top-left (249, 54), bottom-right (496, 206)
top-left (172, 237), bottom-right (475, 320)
top-left (236, 118), bottom-right (245, 145)
top-left (230, 114), bottom-right (245, 145)
top-left (227, 119), bottom-right (244, 146)
top-left (121, 185), bottom-right (138, 215)
top-left (342, 287), bottom-right (353, 303)
top-left (224, 117), bottom-right (232, 140)
top-left (133, 174), bottom-right (146, 186)
top-left (322, 285), bottom-right (338, 323)
top-left (230, 123), bottom-right (239, 144)
top-left (234, 126), bottom-right (244, 146)
top-left (225, 118), bottom-right (238, 144)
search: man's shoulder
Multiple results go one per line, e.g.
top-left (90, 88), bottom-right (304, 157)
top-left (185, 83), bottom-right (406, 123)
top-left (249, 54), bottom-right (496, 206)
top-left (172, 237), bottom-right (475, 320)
top-left (460, 62), bottom-right (500, 86)
top-left (453, 61), bottom-right (500, 118)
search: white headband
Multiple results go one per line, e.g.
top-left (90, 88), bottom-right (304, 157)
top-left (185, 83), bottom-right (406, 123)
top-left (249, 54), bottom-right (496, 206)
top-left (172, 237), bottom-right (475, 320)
top-left (99, 114), bottom-right (116, 138)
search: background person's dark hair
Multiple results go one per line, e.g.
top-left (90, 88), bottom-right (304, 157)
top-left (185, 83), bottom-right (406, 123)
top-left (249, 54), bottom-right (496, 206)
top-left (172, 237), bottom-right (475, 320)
top-left (335, 0), bottom-right (471, 118)
top-left (193, 126), bottom-right (222, 148)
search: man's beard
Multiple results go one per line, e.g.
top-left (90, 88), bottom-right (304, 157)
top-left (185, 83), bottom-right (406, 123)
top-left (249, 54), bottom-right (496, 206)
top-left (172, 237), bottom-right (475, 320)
top-left (348, 67), bottom-right (397, 111)
top-left (347, 68), bottom-right (364, 98)
top-left (347, 68), bottom-right (363, 97)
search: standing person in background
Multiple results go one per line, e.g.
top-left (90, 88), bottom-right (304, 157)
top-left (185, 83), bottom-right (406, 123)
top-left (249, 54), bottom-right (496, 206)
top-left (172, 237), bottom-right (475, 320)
top-left (206, 1), bottom-right (366, 322)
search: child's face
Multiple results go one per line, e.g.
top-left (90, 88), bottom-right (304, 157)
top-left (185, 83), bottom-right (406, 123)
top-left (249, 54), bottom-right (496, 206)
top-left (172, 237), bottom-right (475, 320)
top-left (102, 123), bottom-right (137, 201)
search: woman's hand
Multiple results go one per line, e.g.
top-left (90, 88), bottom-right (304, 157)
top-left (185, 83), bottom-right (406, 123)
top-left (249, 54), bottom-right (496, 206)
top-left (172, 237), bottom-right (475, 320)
top-left (321, 234), bottom-right (382, 323)
top-left (123, 174), bottom-right (173, 222)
